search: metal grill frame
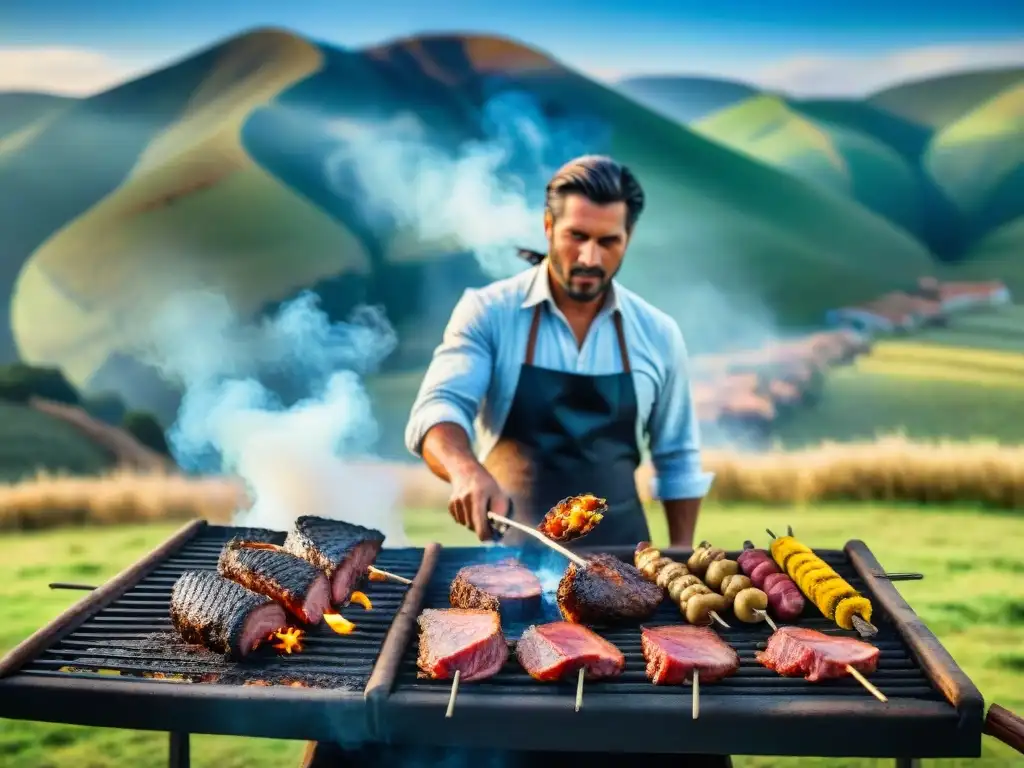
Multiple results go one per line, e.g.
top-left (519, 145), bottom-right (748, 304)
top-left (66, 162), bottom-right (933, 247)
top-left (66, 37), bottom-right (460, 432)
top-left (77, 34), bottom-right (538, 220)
top-left (368, 541), bottom-right (985, 759)
top-left (0, 520), bottom-right (440, 747)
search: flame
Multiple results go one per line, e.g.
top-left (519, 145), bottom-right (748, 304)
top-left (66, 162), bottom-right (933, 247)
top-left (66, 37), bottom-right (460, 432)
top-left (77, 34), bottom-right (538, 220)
top-left (245, 680), bottom-right (272, 686)
top-left (271, 627), bottom-right (305, 654)
top-left (349, 591), bottom-right (372, 610)
top-left (324, 612), bottom-right (356, 635)
top-left (367, 567), bottom-right (389, 583)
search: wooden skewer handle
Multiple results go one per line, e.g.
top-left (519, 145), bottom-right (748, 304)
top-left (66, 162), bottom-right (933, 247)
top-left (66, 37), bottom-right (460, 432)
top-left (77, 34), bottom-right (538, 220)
top-left (486, 512), bottom-right (587, 567)
top-left (985, 703), bottom-right (1024, 755)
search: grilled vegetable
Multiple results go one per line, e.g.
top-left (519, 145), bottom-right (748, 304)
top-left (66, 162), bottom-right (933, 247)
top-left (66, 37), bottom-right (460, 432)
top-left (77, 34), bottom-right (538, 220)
top-left (686, 593), bottom-right (729, 626)
top-left (704, 559), bottom-right (739, 591)
top-left (769, 535), bottom-right (872, 631)
top-left (634, 542), bottom-right (729, 627)
top-left (721, 574), bottom-right (752, 603)
top-left (538, 494), bottom-right (606, 542)
top-left (686, 543), bottom-right (726, 576)
top-left (733, 588), bottom-right (769, 623)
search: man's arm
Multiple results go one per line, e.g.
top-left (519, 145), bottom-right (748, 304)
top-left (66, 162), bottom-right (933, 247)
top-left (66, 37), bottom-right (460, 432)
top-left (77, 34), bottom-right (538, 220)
top-left (646, 323), bottom-right (715, 548)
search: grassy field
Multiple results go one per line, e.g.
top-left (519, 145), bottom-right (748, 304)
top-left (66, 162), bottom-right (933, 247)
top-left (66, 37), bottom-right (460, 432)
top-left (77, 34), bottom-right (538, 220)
top-left (1, 505), bottom-right (1022, 767)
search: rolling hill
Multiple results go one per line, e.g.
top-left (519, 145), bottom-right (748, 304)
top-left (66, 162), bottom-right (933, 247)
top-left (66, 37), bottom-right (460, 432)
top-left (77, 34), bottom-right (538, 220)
top-left (617, 75), bottom-right (759, 123)
top-left (0, 27), bottom-right (939, 429)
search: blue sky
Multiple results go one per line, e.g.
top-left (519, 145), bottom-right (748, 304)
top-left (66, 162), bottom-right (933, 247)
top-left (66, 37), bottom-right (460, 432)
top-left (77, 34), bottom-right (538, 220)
top-left (1, 0), bottom-right (1023, 95)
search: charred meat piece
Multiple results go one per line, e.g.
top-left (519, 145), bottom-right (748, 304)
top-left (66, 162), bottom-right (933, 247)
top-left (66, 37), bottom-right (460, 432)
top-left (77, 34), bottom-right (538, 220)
top-left (284, 516), bottom-right (385, 604)
top-left (516, 622), bottom-right (625, 681)
top-left (538, 494), bottom-right (606, 542)
top-left (169, 571), bottom-right (286, 658)
top-left (449, 561), bottom-right (542, 620)
top-left (226, 527), bottom-right (282, 545)
top-left (641, 625), bottom-right (740, 685)
top-left (756, 626), bottom-right (879, 682)
top-left (416, 608), bottom-right (508, 681)
top-left (557, 553), bottom-right (664, 625)
top-left (218, 540), bottom-right (331, 624)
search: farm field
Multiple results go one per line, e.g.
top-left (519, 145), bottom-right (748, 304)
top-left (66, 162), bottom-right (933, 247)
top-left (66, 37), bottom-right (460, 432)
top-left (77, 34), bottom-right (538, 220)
top-left (1, 504), bottom-right (1022, 767)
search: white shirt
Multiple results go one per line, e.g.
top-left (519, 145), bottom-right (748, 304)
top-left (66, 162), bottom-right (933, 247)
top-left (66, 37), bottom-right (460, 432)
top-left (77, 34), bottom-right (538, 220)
top-left (405, 263), bottom-right (715, 501)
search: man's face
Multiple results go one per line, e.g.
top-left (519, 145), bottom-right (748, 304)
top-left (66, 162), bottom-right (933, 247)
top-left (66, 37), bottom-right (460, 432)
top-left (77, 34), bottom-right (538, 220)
top-left (545, 194), bottom-right (630, 303)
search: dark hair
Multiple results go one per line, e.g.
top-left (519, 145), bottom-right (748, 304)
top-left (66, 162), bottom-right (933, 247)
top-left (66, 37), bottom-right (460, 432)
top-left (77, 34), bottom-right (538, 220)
top-left (545, 155), bottom-right (645, 232)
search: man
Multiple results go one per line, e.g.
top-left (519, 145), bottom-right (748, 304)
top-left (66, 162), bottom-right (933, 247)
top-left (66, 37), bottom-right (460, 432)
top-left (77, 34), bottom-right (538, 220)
top-left (303, 156), bottom-right (721, 767)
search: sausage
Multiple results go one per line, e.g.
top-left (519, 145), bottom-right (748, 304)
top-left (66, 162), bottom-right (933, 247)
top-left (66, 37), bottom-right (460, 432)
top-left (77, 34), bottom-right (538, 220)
top-left (704, 559), bottom-right (739, 591)
top-left (721, 574), bottom-right (752, 603)
top-left (749, 560), bottom-right (779, 589)
top-left (738, 546), bottom-right (773, 572)
top-left (761, 572), bottom-right (791, 593)
top-left (685, 593), bottom-right (729, 626)
top-left (766, 581), bottom-right (805, 622)
top-left (733, 588), bottom-right (769, 623)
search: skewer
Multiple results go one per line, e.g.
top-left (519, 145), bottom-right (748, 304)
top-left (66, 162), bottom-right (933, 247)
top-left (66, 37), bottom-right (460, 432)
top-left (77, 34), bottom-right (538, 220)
top-left (367, 565), bottom-right (412, 585)
top-left (575, 667), bottom-right (585, 712)
top-left (49, 582), bottom-right (97, 591)
top-left (851, 614), bottom-right (879, 637)
top-left (845, 665), bottom-right (887, 703)
top-left (692, 669), bottom-right (700, 720)
top-left (765, 528), bottom-right (778, 539)
top-left (487, 512), bottom-right (588, 567)
top-left (708, 612), bottom-right (730, 629)
top-left (872, 571), bottom-right (924, 581)
top-left (445, 670), bottom-right (460, 718)
top-left (754, 609), bottom-right (778, 631)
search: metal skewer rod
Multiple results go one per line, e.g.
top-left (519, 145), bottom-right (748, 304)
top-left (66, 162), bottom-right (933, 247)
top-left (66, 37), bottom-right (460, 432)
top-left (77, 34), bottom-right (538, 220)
top-left (486, 512), bottom-right (587, 567)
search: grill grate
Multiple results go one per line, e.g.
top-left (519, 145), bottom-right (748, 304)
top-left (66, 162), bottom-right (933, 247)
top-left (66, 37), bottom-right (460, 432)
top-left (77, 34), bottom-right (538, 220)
top-left (18, 525), bottom-right (422, 688)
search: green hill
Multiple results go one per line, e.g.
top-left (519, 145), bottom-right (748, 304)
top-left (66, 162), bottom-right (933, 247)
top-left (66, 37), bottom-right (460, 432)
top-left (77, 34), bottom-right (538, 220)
top-left (0, 401), bottom-right (114, 482)
top-left (950, 216), bottom-right (1024, 292)
top-left (616, 75), bottom-right (759, 123)
top-left (868, 66), bottom-right (1024, 129)
top-left (787, 98), bottom-right (933, 162)
top-left (0, 93), bottom-right (73, 140)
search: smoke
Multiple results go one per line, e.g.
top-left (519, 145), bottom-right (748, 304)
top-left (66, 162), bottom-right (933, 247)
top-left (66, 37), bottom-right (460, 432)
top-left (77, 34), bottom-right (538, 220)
top-left (134, 289), bottom-right (408, 545)
top-left (323, 90), bottom-right (611, 278)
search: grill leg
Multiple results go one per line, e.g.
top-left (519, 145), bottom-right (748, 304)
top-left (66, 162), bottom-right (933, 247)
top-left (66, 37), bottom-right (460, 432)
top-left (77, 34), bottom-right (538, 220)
top-left (895, 760), bottom-right (921, 768)
top-left (169, 732), bottom-right (190, 768)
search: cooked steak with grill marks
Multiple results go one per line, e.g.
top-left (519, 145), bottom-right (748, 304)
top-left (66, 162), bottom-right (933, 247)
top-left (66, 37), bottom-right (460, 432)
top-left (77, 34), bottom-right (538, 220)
top-left (283, 516), bottom-right (385, 605)
top-left (756, 626), bottom-right (879, 682)
top-left (641, 625), bottom-right (740, 685)
top-left (557, 553), bottom-right (664, 625)
top-left (227, 527), bottom-right (282, 545)
top-left (416, 609), bottom-right (508, 681)
top-left (516, 622), bottom-right (625, 681)
top-left (449, 561), bottom-right (542, 620)
top-left (218, 540), bottom-right (331, 624)
top-left (170, 571), bottom-right (286, 658)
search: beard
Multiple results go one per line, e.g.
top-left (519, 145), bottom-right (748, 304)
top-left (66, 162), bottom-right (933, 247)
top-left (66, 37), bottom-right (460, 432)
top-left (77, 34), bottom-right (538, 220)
top-left (550, 247), bottom-right (615, 303)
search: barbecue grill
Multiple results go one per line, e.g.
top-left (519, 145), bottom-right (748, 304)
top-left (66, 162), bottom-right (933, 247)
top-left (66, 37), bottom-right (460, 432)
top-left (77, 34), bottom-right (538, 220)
top-left (0, 522), bottom-right (996, 767)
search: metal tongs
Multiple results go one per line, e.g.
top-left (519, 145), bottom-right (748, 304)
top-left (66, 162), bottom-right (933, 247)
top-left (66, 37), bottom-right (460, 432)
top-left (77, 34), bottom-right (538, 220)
top-left (487, 499), bottom-right (593, 567)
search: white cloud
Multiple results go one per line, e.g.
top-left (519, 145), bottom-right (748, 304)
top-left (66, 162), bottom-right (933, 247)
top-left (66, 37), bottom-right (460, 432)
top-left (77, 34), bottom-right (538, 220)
top-left (751, 40), bottom-right (1024, 97)
top-left (0, 46), bottom-right (149, 96)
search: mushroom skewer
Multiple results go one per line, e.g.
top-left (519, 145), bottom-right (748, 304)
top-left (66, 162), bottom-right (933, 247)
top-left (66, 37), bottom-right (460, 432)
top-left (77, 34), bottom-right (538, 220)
top-left (634, 543), bottom-right (730, 628)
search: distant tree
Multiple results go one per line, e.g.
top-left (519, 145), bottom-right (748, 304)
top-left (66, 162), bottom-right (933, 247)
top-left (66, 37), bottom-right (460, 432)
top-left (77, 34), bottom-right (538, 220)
top-left (123, 411), bottom-right (171, 456)
top-left (0, 363), bottom-right (80, 405)
top-left (83, 391), bottom-right (128, 426)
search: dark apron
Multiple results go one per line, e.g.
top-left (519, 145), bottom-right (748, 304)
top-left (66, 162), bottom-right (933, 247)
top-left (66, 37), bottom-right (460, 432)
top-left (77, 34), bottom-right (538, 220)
top-left (483, 303), bottom-right (650, 549)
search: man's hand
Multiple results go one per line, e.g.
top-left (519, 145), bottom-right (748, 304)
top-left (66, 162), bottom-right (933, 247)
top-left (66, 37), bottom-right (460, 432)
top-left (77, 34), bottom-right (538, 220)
top-left (448, 465), bottom-right (510, 542)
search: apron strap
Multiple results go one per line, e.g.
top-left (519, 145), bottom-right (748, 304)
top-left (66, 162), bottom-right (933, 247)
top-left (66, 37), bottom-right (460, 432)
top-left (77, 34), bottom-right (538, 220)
top-left (524, 304), bottom-right (633, 373)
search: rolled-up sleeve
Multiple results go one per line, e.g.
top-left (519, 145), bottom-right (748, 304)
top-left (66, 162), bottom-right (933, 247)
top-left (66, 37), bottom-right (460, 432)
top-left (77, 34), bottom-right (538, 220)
top-left (404, 289), bottom-right (494, 457)
top-left (647, 323), bottom-right (715, 500)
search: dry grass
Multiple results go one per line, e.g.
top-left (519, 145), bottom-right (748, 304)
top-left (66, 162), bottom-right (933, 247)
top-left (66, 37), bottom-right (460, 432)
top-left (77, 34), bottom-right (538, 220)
top-left (2, 435), bottom-right (1023, 531)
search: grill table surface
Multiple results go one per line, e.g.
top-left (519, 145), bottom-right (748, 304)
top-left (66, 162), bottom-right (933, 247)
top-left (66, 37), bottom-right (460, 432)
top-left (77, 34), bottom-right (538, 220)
top-left (373, 543), bottom-right (984, 760)
top-left (0, 521), bottom-right (433, 749)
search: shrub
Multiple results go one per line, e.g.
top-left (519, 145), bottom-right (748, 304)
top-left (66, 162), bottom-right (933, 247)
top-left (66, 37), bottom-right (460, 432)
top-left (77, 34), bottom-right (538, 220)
top-left (123, 411), bottom-right (171, 456)
top-left (0, 364), bottom-right (80, 405)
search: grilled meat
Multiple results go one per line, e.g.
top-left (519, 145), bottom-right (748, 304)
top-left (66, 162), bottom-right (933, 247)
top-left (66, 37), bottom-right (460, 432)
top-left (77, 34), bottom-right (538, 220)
top-left (557, 553), bottom-right (663, 625)
top-left (169, 571), bottom-right (286, 658)
top-left (738, 544), bottom-right (805, 621)
top-left (641, 625), bottom-right (740, 685)
top-left (449, 561), bottom-right (542, 620)
top-left (218, 540), bottom-right (331, 624)
top-left (537, 494), bottom-right (606, 542)
top-left (226, 527), bottom-right (282, 545)
top-left (516, 622), bottom-right (625, 681)
top-left (284, 516), bottom-right (385, 604)
top-left (416, 608), bottom-right (508, 681)
top-left (756, 626), bottom-right (879, 682)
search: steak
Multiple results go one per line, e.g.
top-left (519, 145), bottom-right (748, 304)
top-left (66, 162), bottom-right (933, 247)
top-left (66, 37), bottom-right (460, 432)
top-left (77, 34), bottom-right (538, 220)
top-left (169, 571), bottom-right (286, 658)
top-left (641, 625), bottom-right (740, 685)
top-left (516, 622), bottom-right (625, 681)
top-left (557, 553), bottom-right (663, 625)
top-left (416, 609), bottom-right (508, 681)
top-left (449, 561), bottom-right (542, 620)
top-left (756, 626), bottom-right (880, 682)
top-left (227, 528), bottom-right (282, 545)
top-left (284, 516), bottom-right (385, 604)
top-left (218, 540), bottom-right (331, 624)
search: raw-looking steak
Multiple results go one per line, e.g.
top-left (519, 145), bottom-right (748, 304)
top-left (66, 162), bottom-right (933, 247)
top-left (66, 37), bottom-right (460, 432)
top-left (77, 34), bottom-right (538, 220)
top-left (756, 626), bottom-right (879, 682)
top-left (416, 609), bottom-right (508, 681)
top-left (284, 516), bottom-right (385, 604)
top-left (557, 554), bottom-right (664, 625)
top-left (516, 622), bottom-right (625, 681)
top-left (641, 625), bottom-right (740, 685)
top-left (218, 540), bottom-right (331, 624)
top-left (169, 571), bottom-right (286, 658)
top-left (449, 561), bottom-right (542, 620)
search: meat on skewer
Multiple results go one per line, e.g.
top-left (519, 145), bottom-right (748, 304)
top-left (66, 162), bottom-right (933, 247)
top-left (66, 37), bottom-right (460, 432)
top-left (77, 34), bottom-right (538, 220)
top-left (218, 540), bottom-right (332, 625)
top-left (642, 625), bottom-right (740, 720)
top-left (557, 554), bottom-right (663, 625)
top-left (537, 494), bottom-right (607, 542)
top-left (738, 541), bottom-right (806, 622)
top-left (170, 571), bottom-right (287, 658)
top-left (634, 543), bottom-right (729, 628)
top-left (284, 516), bottom-right (385, 605)
top-left (450, 561), bottom-right (542, 621)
